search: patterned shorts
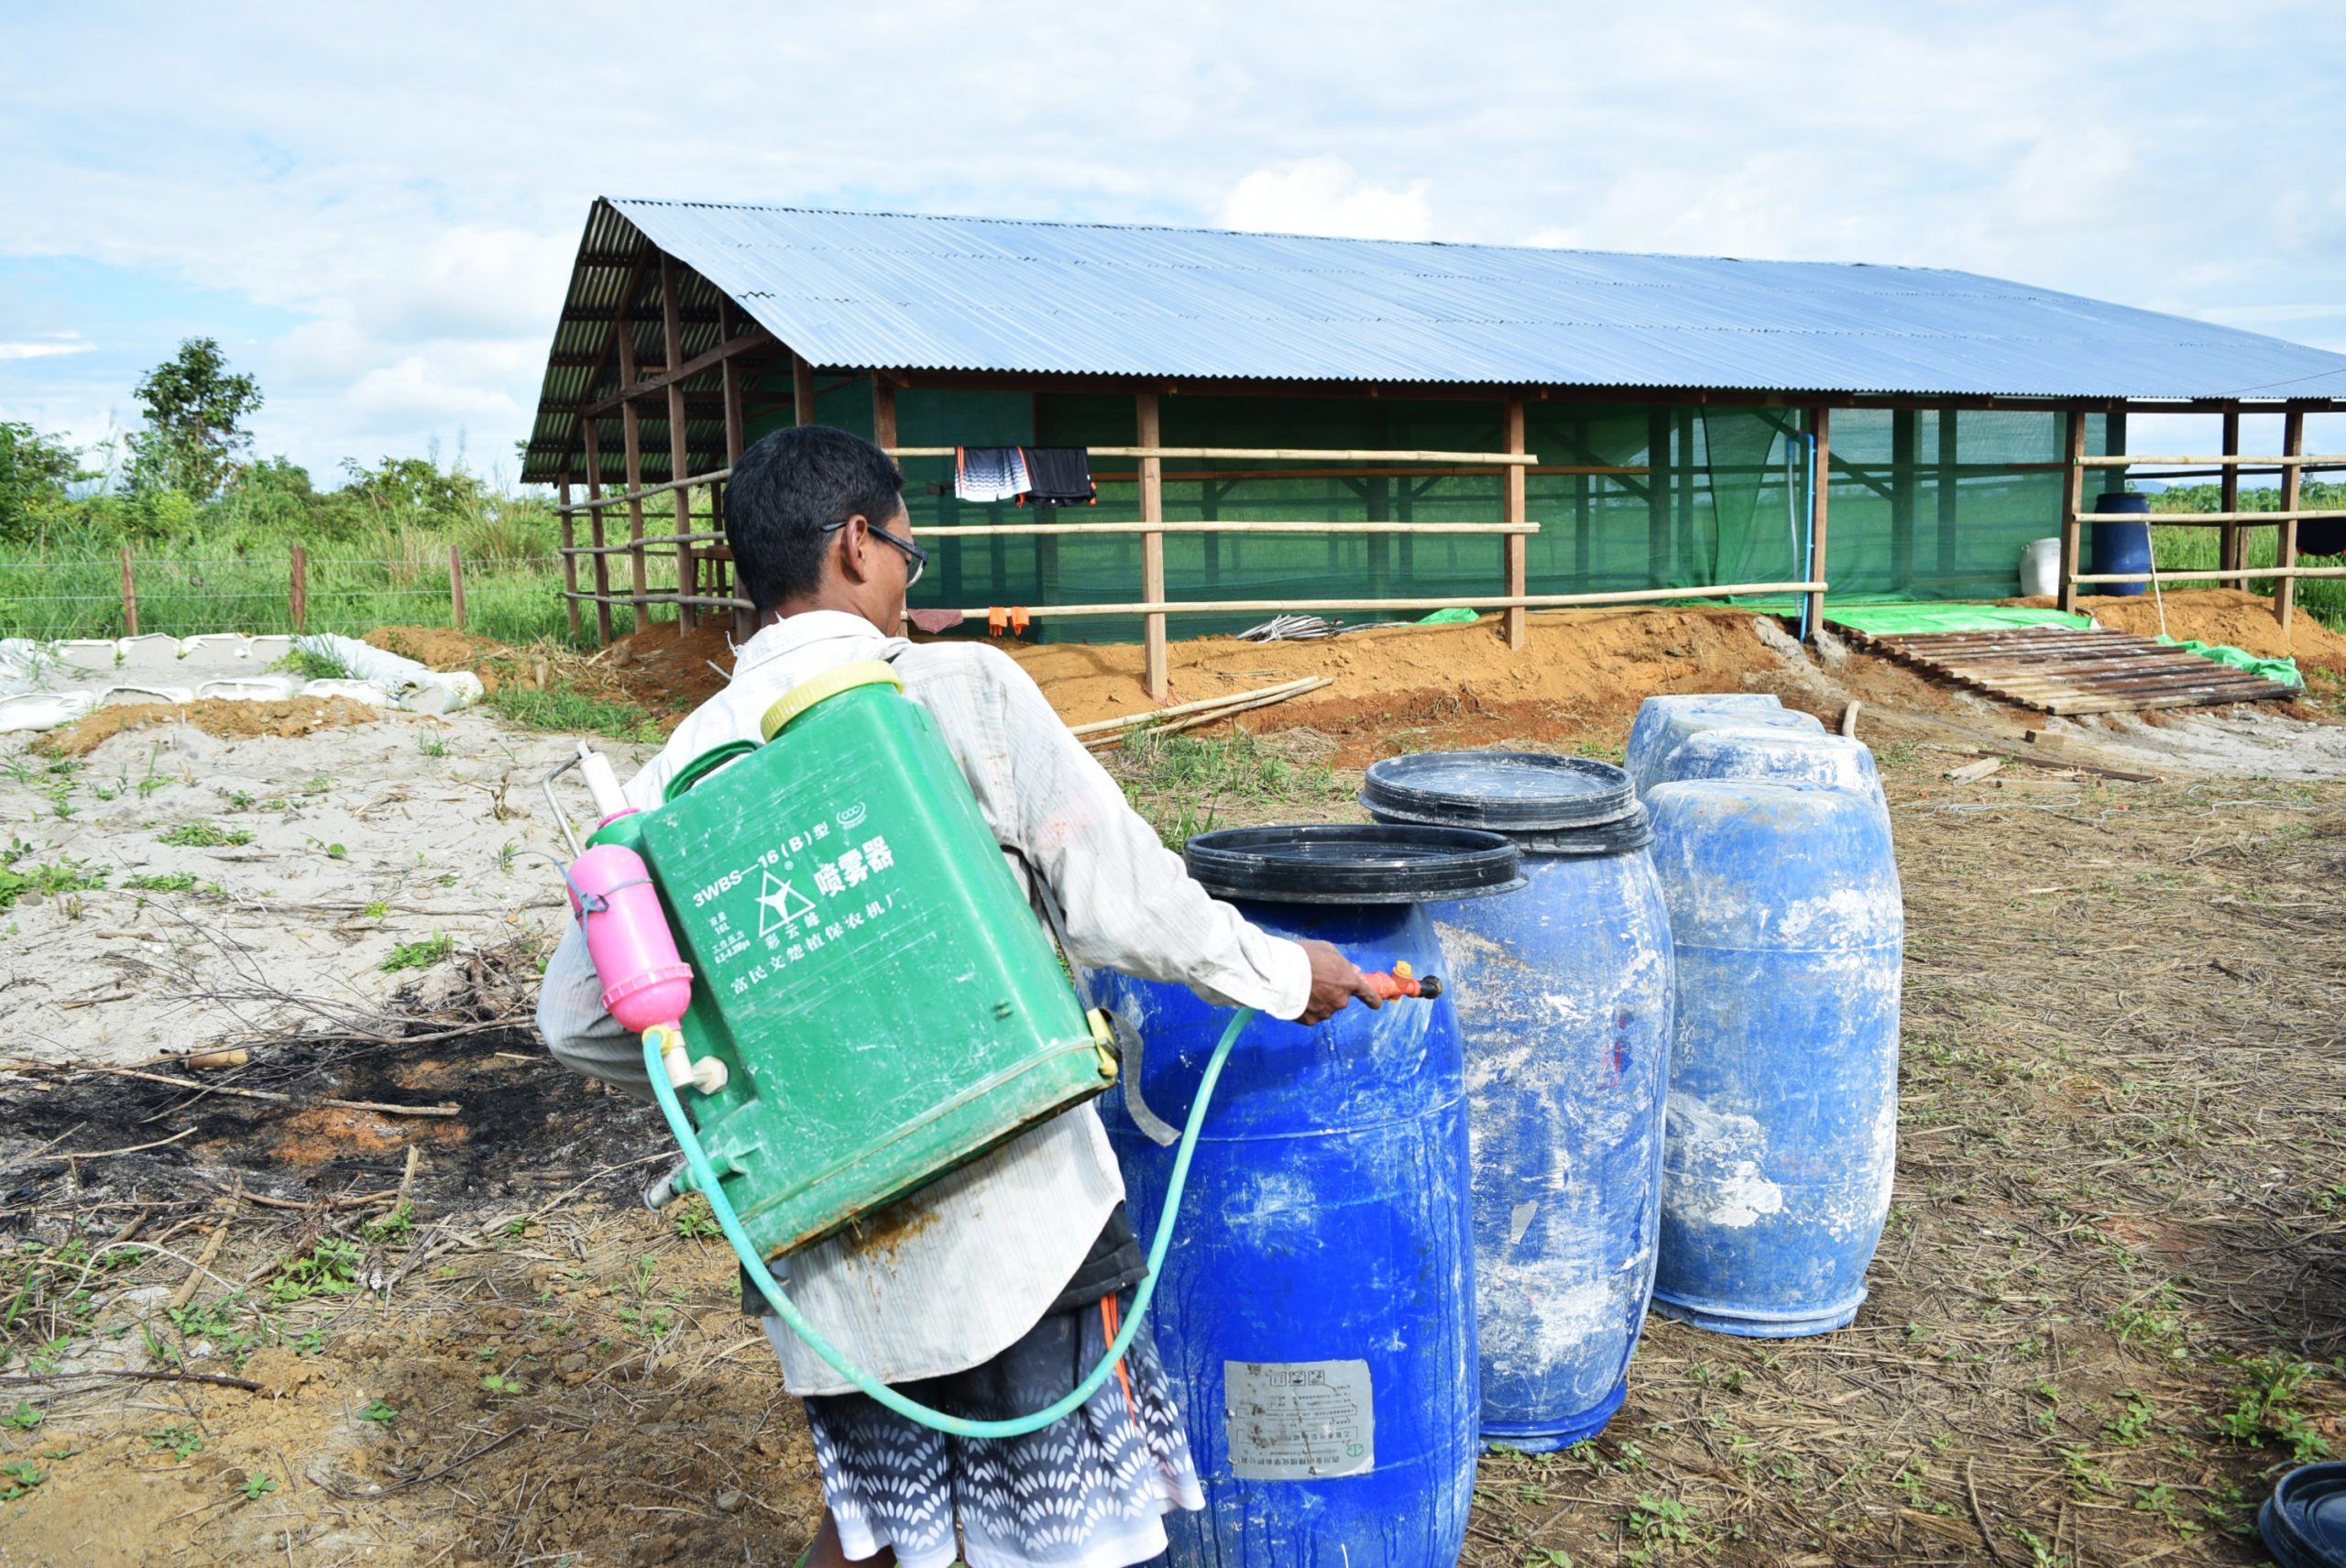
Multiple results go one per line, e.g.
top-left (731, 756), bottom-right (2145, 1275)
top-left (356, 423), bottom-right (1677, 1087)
top-left (787, 1289), bottom-right (1203, 1568)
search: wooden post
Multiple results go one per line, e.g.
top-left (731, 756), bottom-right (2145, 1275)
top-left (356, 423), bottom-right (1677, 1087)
top-left (2277, 407), bottom-right (2305, 634)
top-left (1503, 398), bottom-right (1528, 650)
top-left (558, 477), bottom-right (582, 641)
top-left (1806, 407), bottom-right (1831, 639)
top-left (1646, 408), bottom-right (1672, 585)
top-left (119, 544), bottom-right (137, 637)
top-left (1137, 392), bottom-right (1168, 699)
top-left (584, 418), bottom-right (613, 646)
top-left (2218, 407), bottom-right (2242, 574)
top-left (794, 353), bottom-right (817, 427)
top-left (1890, 409), bottom-right (1917, 590)
top-left (290, 543), bottom-right (307, 633)
top-left (722, 306), bottom-right (753, 643)
top-left (1935, 405), bottom-right (1959, 578)
top-left (618, 317), bottom-right (650, 625)
top-left (2057, 407), bottom-right (2086, 614)
top-left (661, 255), bottom-right (697, 632)
top-left (448, 543), bottom-right (467, 631)
top-left (872, 378), bottom-right (898, 456)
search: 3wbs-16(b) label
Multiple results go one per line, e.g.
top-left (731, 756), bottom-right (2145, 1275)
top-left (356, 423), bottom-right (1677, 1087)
top-left (1222, 1359), bottom-right (1374, 1480)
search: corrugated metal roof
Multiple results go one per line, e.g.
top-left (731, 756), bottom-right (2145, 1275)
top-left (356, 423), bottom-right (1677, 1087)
top-left (520, 198), bottom-right (2346, 481)
top-left (609, 197), bottom-right (2346, 399)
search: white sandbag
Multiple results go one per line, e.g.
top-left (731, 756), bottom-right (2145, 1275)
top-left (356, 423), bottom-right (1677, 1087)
top-left (57, 639), bottom-right (123, 671)
top-left (244, 635), bottom-right (292, 665)
top-left (180, 633), bottom-right (254, 661)
top-left (301, 678), bottom-right (395, 708)
top-left (98, 683), bottom-right (194, 707)
top-left (116, 633), bottom-right (186, 670)
top-left (400, 672), bottom-right (486, 714)
top-left (196, 674), bottom-right (304, 702)
top-left (295, 633), bottom-right (431, 695)
top-left (0, 691), bottom-right (94, 733)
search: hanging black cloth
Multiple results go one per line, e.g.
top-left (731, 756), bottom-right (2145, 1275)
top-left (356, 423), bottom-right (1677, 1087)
top-left (1018, 447), bottom-right (1096, 507)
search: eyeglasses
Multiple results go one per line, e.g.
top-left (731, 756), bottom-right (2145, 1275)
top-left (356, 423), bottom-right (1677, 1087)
top-left (821, 517), bottom-right (927, 588)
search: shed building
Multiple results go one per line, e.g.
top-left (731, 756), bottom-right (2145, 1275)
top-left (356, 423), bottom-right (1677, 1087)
top-left (521, 199), bottom-right (2346, 692)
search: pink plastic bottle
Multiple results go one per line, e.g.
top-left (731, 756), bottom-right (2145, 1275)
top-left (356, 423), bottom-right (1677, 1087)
top-left (568, 841), bottom-right (695, 1031)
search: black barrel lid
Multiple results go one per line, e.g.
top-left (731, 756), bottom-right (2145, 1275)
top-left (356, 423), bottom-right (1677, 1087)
top-left (1361, 751), bottom-right (1636, 831)
top-left (2264, 1464), bottom-right (2346, 1568)
top-left (1184, 824), bottom-right (1523, 905)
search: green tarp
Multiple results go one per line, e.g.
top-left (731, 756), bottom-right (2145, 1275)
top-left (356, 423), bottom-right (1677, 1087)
top-left (2155, 637), bottom-right (2302, 688)
top-left (1824, 604), bottom-right (2091, 635)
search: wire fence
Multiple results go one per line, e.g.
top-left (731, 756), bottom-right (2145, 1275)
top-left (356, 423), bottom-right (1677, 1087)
top-left (0, 550), bottom-right (625, 647)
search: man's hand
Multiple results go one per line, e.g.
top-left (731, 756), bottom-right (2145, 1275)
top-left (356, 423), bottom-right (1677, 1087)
top-left (1293, 938), bottom-right (1384, 1025)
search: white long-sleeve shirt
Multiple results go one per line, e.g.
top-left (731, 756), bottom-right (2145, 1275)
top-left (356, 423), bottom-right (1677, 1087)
top-left (534, 609), bottom-right (1311, 1394)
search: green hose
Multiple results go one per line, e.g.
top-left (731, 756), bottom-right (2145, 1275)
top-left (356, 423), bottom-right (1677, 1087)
top-left (643, 1006), bottom-right (1254, 1438)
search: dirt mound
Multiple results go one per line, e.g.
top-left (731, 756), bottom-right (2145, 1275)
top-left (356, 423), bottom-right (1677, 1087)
top-left (362, 625), bottom-right (510, 670)
top-left (44, 696), bottom-right (381, 758)
top-left (598, 617), bottom-right (741, 711)
top-left (2012, 587), bottom-right (2346, 666)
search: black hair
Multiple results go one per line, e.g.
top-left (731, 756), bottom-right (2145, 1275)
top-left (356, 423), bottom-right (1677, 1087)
top-left (723, 425), bottom-right (905, 609)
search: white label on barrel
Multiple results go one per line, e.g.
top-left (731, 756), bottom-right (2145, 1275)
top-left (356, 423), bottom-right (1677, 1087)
top-left (1222, 1359), bottom-right (1374, 1480)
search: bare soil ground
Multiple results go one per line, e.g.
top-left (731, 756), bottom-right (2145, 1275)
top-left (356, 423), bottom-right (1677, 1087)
top-left (2, 598), bottom-right (2341, 1566)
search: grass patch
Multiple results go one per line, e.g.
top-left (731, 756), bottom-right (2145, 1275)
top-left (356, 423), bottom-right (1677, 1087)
top-left (380, 933), bottom-right (454, 972)
top-left (122, 871), bottom-right (199, 893)
top-left (0, 841), bottom-right (107, 909)
top-left (273, 646), bottom-right (351, 682)
top-left (1113, 727), bottom-right (1346, 850)
top-left (2150, 521), bottom-right (2346, 630)
top-left (156, 821), bottom-right (251, 849)
top-left (487, 685), bottom-right (666, 745)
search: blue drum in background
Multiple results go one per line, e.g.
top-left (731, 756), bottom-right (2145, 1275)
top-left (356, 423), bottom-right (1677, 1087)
top-left (1650, 726), bottom-right (1888, 820)
top-left (1363, 751), bottom-right (1675, 1451)
top-left (2091, 491), bottom-right (2154, 598)
top-left (1627, 699), bottom-right (1825, 798)
top-left (1091, 825), bottom-right (1519, 1568)
top-left (1644, 781), bottom-right (1903, 1337)
top-left (1625, 694), bottom-right (1782, 782)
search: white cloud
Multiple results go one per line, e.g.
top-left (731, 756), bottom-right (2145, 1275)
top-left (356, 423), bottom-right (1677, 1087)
top-left (0, 334), bottom-right (95, 361)
top-left (1219, 159), bottom-right (1434, 242)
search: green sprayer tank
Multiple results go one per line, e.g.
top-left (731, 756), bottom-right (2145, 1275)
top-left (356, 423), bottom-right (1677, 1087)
top-left (587, 660), bottom-right (1115, 1261)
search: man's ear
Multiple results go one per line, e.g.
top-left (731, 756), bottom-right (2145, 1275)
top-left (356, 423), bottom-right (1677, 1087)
top-left (833, 515), bottom-right (872, 584)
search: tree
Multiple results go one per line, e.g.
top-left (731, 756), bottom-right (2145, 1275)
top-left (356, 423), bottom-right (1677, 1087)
top-left (0, 422), bottom-right (90, 543)
top-left (126, 337), bottom-right (262, 501)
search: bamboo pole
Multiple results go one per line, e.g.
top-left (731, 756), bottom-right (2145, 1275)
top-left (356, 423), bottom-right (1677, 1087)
top-left (1808, 407), bottom-right (1832, 639)
top-left (563, 578), bottom-right (1830, 618)
top-left (915, 520), bottom-right (1541, 539)
top-left (886, 445), bottom-right (1542, 464)
top-left (2278, 409), bottom-right (2305, 634)
top-left (290, 543), bottom-right (306, 633)
top-left (721, 301), bottom-right (751, 642)
top-left (1093, 464), bottom-right (1645, 483)
top-left (661, 254), bottom-right (696, 632)
top-left (1066, 677), bottom-right (1326, 737)
top-left (1083, 678), bottom-right (1335, 747)
top-left (558, 477), bottom-right (582, 641)
top-left (558, 466), bottom-right (735, 513)
top-left (447, 544), bottom-right (466, 631)
top-left (584, 418), bottom-right (612, 645)
top-left (1504, 399), bottom-right (1528, 651)
top-left (2069, 565), bottom-right (2346, 584)
top-left (2219, 408), bottom-right (2242, 576)
top-left (2058, 408), bottom-right (2086, 615)
top-left (2066, 509), bottom-right (2346, 526)
top-left (1137, 392), bottom-right (1168, 700)
top-left (2074, 453), bottom-right (2341, 466)
top-left (119, 544), bottom-right (137, 637)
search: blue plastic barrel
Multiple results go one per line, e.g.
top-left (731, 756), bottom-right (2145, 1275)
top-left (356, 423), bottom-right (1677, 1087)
top-left (1626, 694), bottom-right (1781, 783)
top-left (2091, 492), bottom-right (2153, 598)
top-left (1091, 825), bottom-right (1518, 1568)
top-left (1628, 701), bottom-right (1824, 798)
top-left (1362, 752), bottom-right (1674, 1451)
top-left (1644, 782), bottom-right (1902, 1336)
top-left (1652, 727), bottom-right (1887, 820)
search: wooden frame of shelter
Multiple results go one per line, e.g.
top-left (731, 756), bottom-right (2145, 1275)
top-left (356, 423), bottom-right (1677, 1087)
top-left (524, 203), bottom-right (2346, 699)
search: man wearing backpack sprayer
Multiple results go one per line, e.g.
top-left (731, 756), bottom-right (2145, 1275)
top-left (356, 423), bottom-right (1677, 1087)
top-left (537, 424), bottom-right (1381, 1568)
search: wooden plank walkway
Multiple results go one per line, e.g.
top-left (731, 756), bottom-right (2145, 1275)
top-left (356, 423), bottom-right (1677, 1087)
top-left (1826, 622), bottom-right (2297, 716)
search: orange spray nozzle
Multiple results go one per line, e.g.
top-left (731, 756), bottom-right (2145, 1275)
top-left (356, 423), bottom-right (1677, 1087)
top-left (1361, 960), bottom-right (1442, 1002)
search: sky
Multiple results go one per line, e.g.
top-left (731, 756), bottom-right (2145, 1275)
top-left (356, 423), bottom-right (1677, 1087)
top-left (4, 0), bottom-right (2343, 488)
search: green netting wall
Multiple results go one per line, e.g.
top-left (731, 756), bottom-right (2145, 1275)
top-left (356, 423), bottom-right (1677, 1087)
top-left (751, 378), bottom-right (2107, 641)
